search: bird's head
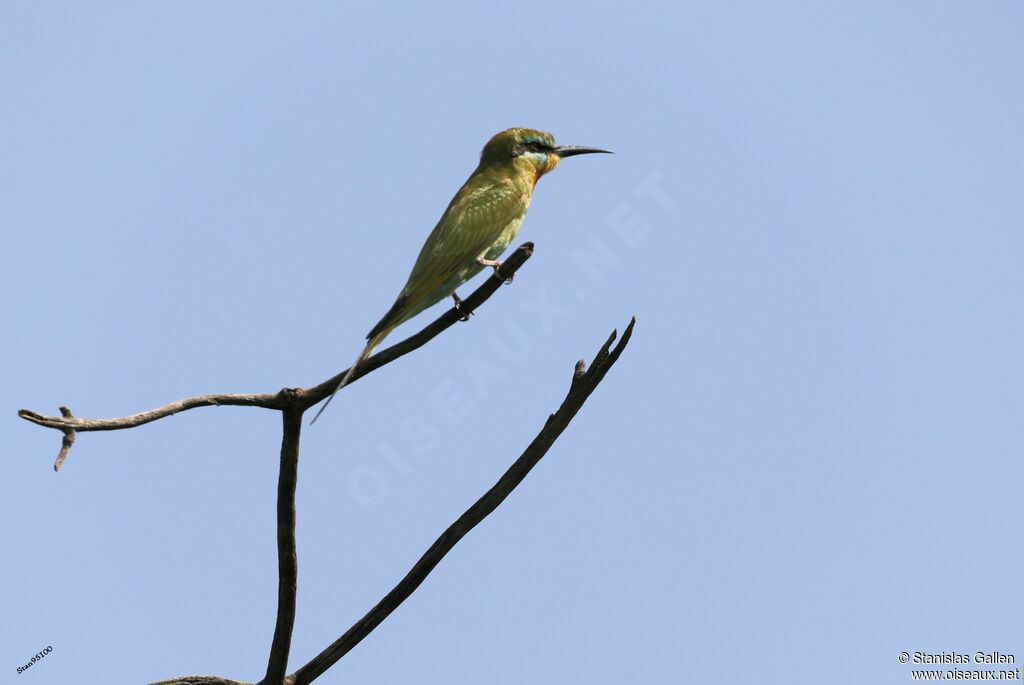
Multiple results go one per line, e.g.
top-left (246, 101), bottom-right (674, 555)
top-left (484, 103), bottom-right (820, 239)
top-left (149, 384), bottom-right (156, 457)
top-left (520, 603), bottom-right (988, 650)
top-left (479, 128), bottom-right (612, 182)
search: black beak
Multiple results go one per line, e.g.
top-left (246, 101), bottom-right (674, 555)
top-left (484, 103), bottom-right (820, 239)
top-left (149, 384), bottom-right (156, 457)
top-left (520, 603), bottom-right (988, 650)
top-left (552, 145), bottom-right (614, 158)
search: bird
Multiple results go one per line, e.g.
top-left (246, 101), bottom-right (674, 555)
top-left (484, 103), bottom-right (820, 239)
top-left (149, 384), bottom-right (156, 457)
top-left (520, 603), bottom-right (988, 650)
top-left (310, 127), bottom-right (612, 424)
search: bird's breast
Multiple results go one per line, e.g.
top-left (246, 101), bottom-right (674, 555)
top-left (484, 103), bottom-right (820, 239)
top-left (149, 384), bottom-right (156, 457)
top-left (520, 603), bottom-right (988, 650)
top-left (483, 215), bottom-right (526, 261)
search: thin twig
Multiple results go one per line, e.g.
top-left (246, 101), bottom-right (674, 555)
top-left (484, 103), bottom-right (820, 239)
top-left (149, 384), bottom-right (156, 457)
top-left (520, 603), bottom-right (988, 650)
top-left (289, 317), bottom-right (636, 685)
top-left (19, 393), bottom-right (287, 432)
top-left (53, 406), bottom-right (76, 471)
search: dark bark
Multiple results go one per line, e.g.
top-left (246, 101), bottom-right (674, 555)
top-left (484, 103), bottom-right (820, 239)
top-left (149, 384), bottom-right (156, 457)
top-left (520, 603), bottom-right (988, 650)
top-left (263, 408), bottom-right (303, 685)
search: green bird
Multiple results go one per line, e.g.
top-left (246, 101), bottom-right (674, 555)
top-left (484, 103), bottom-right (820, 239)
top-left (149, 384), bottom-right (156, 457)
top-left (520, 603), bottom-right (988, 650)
top-left (311, 127), bottom-right (611, 423)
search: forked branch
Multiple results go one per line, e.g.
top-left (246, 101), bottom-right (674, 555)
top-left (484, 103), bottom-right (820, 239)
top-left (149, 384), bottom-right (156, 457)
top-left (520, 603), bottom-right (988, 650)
top-left (144, 318), bottom-right (634, 685)
top-left (20, 242), bottom-right (635, 685)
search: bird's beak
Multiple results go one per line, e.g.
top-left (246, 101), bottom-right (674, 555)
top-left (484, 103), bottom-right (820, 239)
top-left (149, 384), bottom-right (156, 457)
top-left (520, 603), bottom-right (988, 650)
top-left (552, 145), bottom-right (614, 158)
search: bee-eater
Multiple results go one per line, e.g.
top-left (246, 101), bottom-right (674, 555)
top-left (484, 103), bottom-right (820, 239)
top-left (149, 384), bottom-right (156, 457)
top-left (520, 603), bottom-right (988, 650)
top-left (311, 127), bottom-right (611, 423)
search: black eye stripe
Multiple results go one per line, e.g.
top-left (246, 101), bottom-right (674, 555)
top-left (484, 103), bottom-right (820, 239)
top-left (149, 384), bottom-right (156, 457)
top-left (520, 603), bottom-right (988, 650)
top-left (513, 140), bottom-right (553, 157)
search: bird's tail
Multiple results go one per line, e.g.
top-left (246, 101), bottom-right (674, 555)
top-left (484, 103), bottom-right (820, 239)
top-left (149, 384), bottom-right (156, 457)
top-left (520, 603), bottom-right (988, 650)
top-left (309, 326), bottom-right (393, 425)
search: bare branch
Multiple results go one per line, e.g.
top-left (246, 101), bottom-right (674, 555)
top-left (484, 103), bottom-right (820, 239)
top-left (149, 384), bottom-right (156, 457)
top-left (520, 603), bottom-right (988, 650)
top-left (261, 408), bottom-right (303, 685)
top-left (19, 241), bottom-right (633, 685)
top-left (17, 242), bottom-right (534, 466)
top-left (288, 317), bottom-right (636, 685)
top-left (18, 393), bottom-right (287, 432)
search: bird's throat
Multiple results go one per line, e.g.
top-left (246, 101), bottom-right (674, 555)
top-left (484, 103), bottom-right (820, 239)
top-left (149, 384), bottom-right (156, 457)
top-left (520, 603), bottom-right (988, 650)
top-left (512, 153), bottom-right (559, 186)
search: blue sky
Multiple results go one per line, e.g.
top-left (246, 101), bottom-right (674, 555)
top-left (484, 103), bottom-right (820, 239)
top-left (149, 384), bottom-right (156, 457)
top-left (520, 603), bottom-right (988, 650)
top-left (3, 2), bottom-right (1023, 684)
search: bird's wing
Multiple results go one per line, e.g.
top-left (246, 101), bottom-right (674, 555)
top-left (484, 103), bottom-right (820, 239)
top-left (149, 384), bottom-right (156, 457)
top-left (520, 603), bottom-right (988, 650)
top-left (366, 179), bottom-right (527, 340)
top-left (406, 179), bottom-right (527, 288)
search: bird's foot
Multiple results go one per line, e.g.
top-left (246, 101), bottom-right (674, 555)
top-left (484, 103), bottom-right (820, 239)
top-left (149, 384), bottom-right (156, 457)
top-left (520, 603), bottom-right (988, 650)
top-left (476, 256), bottom-right (512, 284)
top-left (452, 292), bottom-right (473, 321)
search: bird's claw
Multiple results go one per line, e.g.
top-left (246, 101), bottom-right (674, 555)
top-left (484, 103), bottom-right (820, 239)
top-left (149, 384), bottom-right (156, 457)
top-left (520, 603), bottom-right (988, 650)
top-left (452, 293), bottom-right (473, 322)
top-left (488, 262), bottom-right (513, 284)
